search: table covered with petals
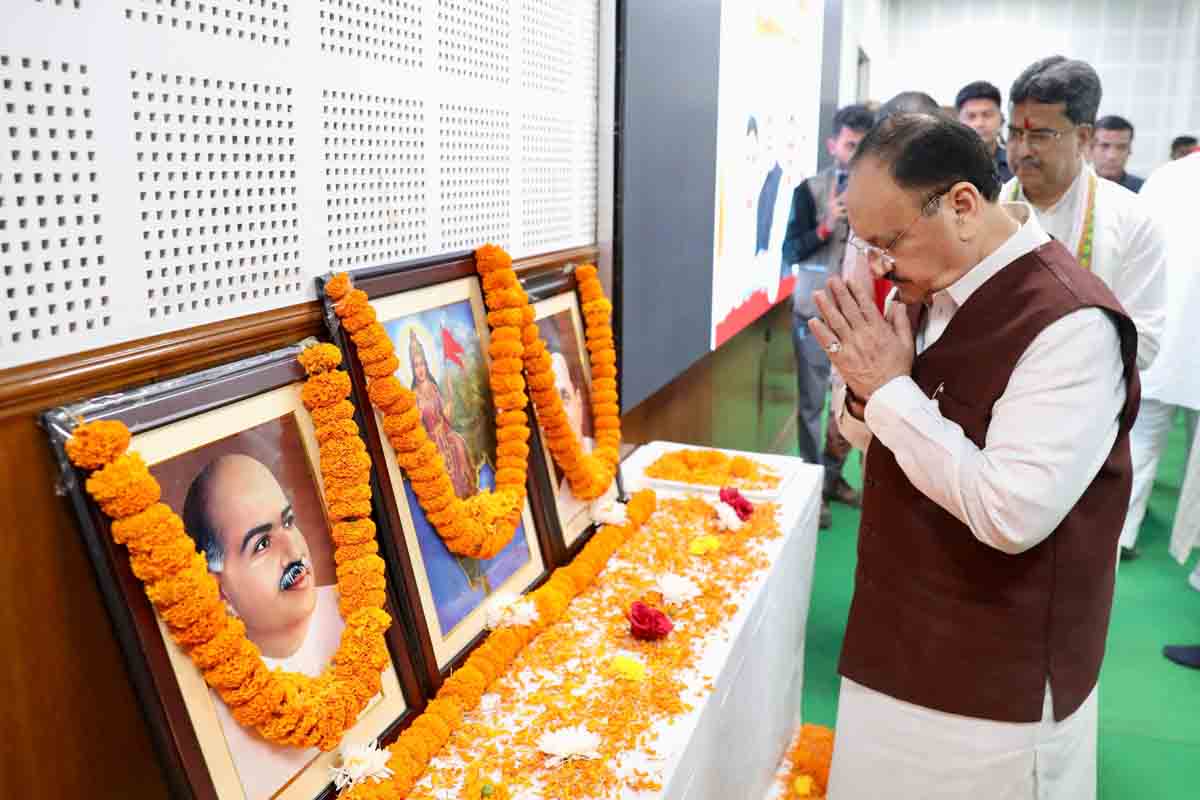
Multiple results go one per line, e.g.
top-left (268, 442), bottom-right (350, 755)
top-left (405, 444), bottom-right (821, 799)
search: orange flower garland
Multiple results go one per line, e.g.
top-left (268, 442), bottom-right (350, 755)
top-left (517, 261), bottom-right (621, 501)
top-left (336, 490), bottom-right (658, 800)
top-left (64, 343), bottom-right (392, 751)
top-left (325, 260), bottom-right (529, 561)
top-left (326, 245), bottom-right (624, 558)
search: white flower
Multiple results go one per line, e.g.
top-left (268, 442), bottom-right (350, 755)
top-left (656, 573), bottom-right (701, 607)
top-left (484, 592), bottom-right (520, 629)
top-left (715, 501), bottom-right (744, 532)
top-left (484, 592), bottom-right (539, 629)
top-left (537, 725), bottom-right (602, 767)
top-left (506, 598), bottom-right (539, 627)
top-left (479, 692), bottom-right (501, 713)
top-left (591, 499), bottom-right (628, 526)
top-left (331, 742), bottom-right (394, 790)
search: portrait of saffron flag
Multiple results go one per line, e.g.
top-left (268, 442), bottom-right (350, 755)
top-left (368, 276), bottom-right (547, 671)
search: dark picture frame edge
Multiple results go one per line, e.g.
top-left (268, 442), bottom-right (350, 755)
top-left (41, 342), bottom-right (426, 800)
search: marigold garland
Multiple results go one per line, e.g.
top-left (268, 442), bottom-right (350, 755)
top-left (518, 262), bottom-right (622, 502)
top-left (336, 489), bottom-right (658, 800)
top-left (326, 245), bottom-right (624, 559)
top-left (326, 254), bottom-right (533, 561)
top-left (65, 341), bottom-right (391, 752)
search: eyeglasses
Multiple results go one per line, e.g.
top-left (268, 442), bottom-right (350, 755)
top-left (846, 188), bottom-right (950, 271)
top-left (1007, 124), bottom-right (1089, 149)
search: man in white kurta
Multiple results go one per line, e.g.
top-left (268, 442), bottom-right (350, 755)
top-left (999, 57), bottom-right (1168, 561)
top-left (1148, 146), bottom-right (1200, 669)
top-left (810, 110), bottom-right (1137, 800)
top-left (1115, 148), bottom-right (1200, 567)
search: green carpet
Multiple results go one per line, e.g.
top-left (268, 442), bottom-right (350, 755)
top-left (797, 410), bottom-right (1200, 798)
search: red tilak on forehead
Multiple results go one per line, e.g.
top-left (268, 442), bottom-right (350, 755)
top-left (1023, 116), bottom-right (1034, 130)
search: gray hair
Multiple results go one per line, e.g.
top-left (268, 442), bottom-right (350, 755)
top-left (1010, 56), bottom-right (1102, 126)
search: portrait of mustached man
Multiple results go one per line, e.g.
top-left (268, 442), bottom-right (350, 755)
top-left (183, 452), bottom-right (348, 799)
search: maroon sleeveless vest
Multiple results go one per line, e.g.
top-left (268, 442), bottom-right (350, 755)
top-left (839, 240), bottom-right (1140, 722)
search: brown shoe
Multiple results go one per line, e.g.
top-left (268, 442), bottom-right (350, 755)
top-left (824, 476), bottom-right (862, 508)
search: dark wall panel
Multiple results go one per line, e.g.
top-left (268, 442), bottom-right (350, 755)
top-left (618, 0), bottom-right (723, 411)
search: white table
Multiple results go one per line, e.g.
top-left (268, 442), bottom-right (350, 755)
top-left (621, 442), bottom-right (822, 800)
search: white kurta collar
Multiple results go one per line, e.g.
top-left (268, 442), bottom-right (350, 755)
top-left (1012, 160), bottom-right (1091, 248)
top-left (937, 203), bottom-right (1051, 311)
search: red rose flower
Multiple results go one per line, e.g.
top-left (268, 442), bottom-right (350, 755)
top-left (719, 487), bottom-right (754, 521)
top-left (627, 601), bottom-right (673, 641)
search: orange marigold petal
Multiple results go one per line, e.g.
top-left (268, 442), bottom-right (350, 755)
top-left (299, 343), bottom-right (343, 375)
top-left (65, 419), bottom-right (132, 469)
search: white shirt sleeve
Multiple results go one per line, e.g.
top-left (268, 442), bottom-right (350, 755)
top-left (832, 377), bottom-right (874, 453)
top-left (862, 308), bottom-right (1126, 554)
top-left (1113, 205), bottom-right (1168, 371)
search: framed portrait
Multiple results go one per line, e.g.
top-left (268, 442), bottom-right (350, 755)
top-left (325, 256), bottom-right (554, 683)
top-left (528, 283), bottom-right (620, 556)
top-left (43, 344), bottom-right (423, 800)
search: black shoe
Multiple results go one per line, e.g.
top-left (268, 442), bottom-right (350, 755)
top-left (1119, 546), bottom-right (1140, 561)
top-left (824, 476), bottom-right (863, 508)
top-left (819, 500), bottom-right (832, 530)
top-left (1163, 644), bottom-right (1200, 669)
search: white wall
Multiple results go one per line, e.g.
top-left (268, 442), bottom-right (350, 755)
top-left (840, 0), bottom-right (890, 107)
top-left (878, 0), bottom-right (1200, 177)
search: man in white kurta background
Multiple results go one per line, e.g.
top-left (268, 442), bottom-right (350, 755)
top-left (1144, 145), bottom-right (1200, 670)
top-left (1001, 56), bottom-right (1165, 374)
top-left (1115, 144), bottom-right (1200, 565)
top-left (1000, 56), bottom-right (1167, 563)
top-left (813, 113), bottom-right (1138, 799)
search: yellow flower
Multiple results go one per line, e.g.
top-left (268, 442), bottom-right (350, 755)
top-left (793, 775), bottom-right (814, 796)
top-left (609, 654), bottom-right (647, 682)
top-left (689, 535), bottom-right (722, 556)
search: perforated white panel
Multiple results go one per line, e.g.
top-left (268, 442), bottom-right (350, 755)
top-left (520, 112), bottom-right (571, 251)
top-left (0, 0), bottom-right (600, 370)
top-left (323, 90), bottom-right (427, 270)
top-left (125, 1), bottom-right (291, 47)
top-left (439, 103), bottom-right (510, 251)
top-left (521, 0), bottom-right (571, 94)
top-left (436, 0), bottom-right (509, 82)
top-left (320, 0), bottom-right (424, 67)
top-left (1, 55), bottom-right (109, 347)
top-left (132, 70), bottom-right (302, 321)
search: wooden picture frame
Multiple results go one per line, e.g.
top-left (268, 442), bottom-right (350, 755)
top-left (320, 254), bottom-right (558, 689)
top-left (523, 267), bottom-right (621, 563)
top-left (42, 344), bottom-right (424, 800)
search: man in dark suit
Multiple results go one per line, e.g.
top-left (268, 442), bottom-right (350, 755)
top-left (956, 81), bottom-right (1013, 183)
top-left (1092, 115), bottom-right (1144, 192)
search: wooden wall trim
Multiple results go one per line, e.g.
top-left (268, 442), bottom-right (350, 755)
top-left (0, 303), bottom-right (326, 420)
top-left (0, 246), bottom-right (600, 420)
top-left (513, 245), bottom-right (599, 272)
